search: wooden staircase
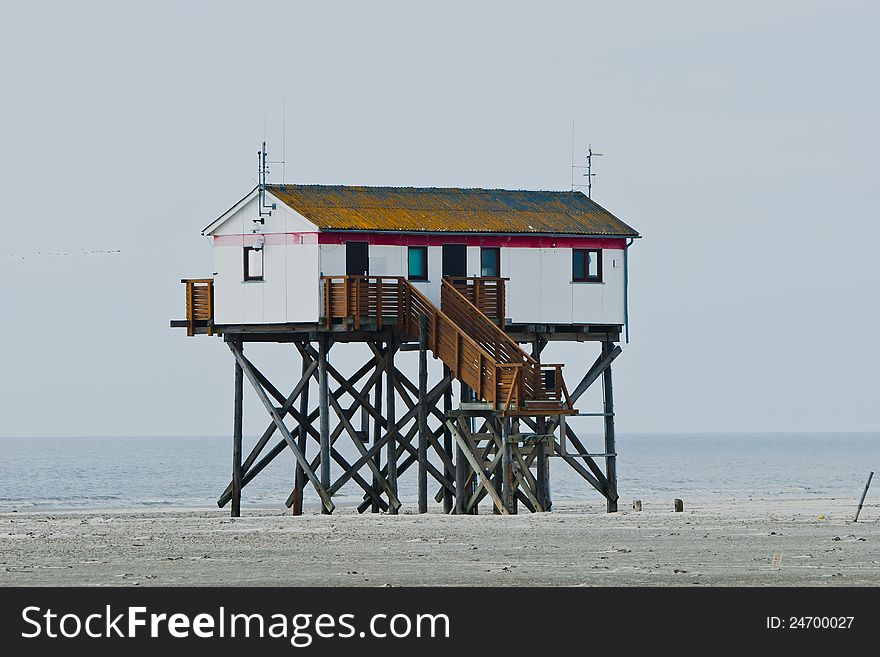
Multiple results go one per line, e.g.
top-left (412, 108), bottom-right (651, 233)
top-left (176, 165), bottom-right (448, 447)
top-left (322, 275), bottom-right (574, 415)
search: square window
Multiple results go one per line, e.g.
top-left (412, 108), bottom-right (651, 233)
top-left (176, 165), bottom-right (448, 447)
top-left (244, 246), bottom-right (264, 281)
top-left (480, 247), bottom-right (500, 277)
top-left (572, 248), bottom-right (602, 282)
top-left (408, 246), bottom-right (428, 281)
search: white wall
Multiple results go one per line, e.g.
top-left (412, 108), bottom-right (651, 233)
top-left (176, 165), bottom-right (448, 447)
top-left (210, 199), bottom-right (627, 327)
top-left (505, 247), bottom-right (625, 325)
top-left (213, 238), bottom-right (321, 325)
top-left (210, 195), bottom-right (321, 325)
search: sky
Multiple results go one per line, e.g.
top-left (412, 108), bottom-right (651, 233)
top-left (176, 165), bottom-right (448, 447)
top-left (1, 1), bottom-right (878, 438)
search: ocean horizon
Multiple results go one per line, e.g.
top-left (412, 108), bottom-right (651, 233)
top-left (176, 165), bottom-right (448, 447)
top-left (2, 432), bottom-right (877, 512)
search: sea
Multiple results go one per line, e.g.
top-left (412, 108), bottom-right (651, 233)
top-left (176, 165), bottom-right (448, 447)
top-left (1, 433), bottom-right (877, 511)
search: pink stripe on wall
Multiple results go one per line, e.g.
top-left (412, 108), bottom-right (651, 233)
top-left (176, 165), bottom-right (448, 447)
top-left (316, 232), bottom-right (626, 249)
top-left (213, 233), bottom-right (319, 247)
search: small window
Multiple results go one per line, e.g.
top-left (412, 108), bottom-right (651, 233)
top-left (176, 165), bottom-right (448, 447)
top-left (572, 249), bottom-right (602, 282)
top-left (244, 246), bottom-right (264, 281)
top-left (480, 247), bottom-right (500, 277)
top-left (408, 246), bottom-right (428, 281)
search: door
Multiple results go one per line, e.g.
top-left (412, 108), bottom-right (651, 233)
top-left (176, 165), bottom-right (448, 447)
top-left (442, 244), bottom-right (467, 278)
top-left (345, 242), bottom-right (369, 276)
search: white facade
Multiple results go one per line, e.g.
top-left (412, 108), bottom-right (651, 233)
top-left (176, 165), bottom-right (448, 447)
top-left (205, 191), bottom-right (628, 327)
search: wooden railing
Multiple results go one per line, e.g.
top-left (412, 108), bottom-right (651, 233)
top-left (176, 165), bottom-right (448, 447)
top-left (182, 278), bottom-right (214, 336)
top-left (445, 277), bottom-right (507, 327)
top-left (440, 280), bottom-right (570, 409)
top-left (324, 276), bottom-right (405, 330)
top-left (321, 276), bottom-right (572, 413)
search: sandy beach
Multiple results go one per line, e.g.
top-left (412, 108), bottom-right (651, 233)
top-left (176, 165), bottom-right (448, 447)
top-left (1, 497), bottom-right (877, 587)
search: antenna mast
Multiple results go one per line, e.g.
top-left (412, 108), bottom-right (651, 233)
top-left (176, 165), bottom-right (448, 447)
top-left (571, 143), bottom-right (604, 198)
top-left (255, 141), bottom-right (276, 229)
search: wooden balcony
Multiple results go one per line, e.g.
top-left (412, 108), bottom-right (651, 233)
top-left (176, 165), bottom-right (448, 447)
top-left (181, 278), bottom-right (214, 336)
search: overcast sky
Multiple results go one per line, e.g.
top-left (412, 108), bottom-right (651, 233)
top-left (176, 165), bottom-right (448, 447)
top-left (1, 1), bottom-right (877, 438)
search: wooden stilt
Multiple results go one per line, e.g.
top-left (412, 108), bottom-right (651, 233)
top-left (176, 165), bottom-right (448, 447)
top-left (501, 416), bottom-right (514, 514)
top-left (492, 417), bottom-right (503, 515)
top-left (386, 336), bottom-right (398, 513)
top-left (536, 433), bottom-right (551, 512)
top-left (318, 334), bottom-right (332, 514)
top-left (418, 314), bottom-right (429, 514)
top-left (454, 382), bottom-right (470, 514)
top-left (602, 341), bottom-right (618, 513)
top-left (442, 365), bottom-right (454, 513)
top-left (371, 341), bottom-right (384, 513)
top-left (292, 342), bottom-right (310, 516)
top-left (232, 338), bottom-right (243, 518)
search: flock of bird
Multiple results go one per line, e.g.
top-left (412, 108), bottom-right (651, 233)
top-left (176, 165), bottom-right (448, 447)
top-left (10, 249), bottom-right (122, 260)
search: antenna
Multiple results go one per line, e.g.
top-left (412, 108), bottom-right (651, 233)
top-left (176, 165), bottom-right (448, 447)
top-left (255, 141), bottom-right (276, 229)
top-left (282, 99), bottom-right (287, 183)
top-left (571, 144), bottom-right (604, 198)
top-left (585, 145), bottom-right (603, 199)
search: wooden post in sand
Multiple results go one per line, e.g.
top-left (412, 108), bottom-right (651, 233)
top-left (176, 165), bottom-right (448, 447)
top-left (418, 314), bottom-right (429, 514)
top-left (854, 471), bottom-right (874, 522)
top-left (501, 417), bottom-right (514, 514)
top-left (673, 498), bottom-right (684, 512)
top-left (318, 334), bottom-right (332, 514)
top-left (602, 341), bottom-right (618, 513)
top-left (292, 342), bottom-right (310, 516)
top-left (231, 338), bottom-right (243, 518)
top-left (442, 365), bottom-right (454, 514)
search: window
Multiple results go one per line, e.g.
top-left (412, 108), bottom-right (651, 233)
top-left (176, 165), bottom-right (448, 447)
top-left (480, 247), bottom-right (500, 277)
top-left (408, 246), bottom-right (428, 281)
top-left (244, 246), bottom-right (264, 281)
top-left (572, 249), bottom-right (602, 282)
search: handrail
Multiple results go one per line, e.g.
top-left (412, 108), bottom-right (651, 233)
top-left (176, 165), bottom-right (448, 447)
top-left (441, 280), bottom-right (566, 405)
top-left (441, 279), bottom-right (537, 366)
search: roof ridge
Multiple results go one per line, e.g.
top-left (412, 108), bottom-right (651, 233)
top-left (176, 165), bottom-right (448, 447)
top-left (265, 183), bottom-right (584, 195)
